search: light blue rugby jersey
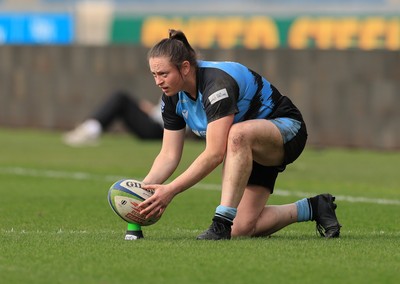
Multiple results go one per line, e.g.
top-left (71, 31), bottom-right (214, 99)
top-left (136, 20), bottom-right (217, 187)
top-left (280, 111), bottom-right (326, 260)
top-left (162, 60), bottom-right (297, 138)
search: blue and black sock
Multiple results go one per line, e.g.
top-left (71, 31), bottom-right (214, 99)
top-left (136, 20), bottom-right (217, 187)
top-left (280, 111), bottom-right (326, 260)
top-left (214, 205), bottom-right (237, 225)
top-left (308, 196), bottom-right (319, 221)
top-left (295, 198), bottom-right (313, 222)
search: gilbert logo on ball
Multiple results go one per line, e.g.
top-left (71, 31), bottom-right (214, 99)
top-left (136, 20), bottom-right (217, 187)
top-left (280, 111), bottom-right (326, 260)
top-left (108, 179), bottom-right (160, 226)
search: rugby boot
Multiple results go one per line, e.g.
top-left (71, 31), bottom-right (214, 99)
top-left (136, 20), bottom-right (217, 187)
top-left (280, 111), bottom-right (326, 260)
top-left (197, 216), bottom-right (232, 240)
top-left (311, 193), bottom-right (342, 238)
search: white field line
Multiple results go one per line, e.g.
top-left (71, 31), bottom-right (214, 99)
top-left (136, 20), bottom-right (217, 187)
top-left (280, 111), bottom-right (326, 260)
top-left (1, 166), bottom-right (400, 206)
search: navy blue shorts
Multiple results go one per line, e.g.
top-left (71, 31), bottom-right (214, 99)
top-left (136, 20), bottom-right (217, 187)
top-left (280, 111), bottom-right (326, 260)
top-left (247, 119), bottom-right (308, 193)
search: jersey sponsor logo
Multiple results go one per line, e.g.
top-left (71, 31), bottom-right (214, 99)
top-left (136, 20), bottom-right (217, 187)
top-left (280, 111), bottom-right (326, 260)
top-left (208, 88), bottom-right (229, 105)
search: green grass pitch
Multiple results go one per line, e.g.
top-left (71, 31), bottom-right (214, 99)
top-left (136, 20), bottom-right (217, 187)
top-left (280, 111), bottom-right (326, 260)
top-left (0, 128), bottom-right (399, 283)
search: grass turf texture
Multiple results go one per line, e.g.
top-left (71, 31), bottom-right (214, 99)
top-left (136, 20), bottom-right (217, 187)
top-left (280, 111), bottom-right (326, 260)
top-left (0, 128), bottom-right (399, 283)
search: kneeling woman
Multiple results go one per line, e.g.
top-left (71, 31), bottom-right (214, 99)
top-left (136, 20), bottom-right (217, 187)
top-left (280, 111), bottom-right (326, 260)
top-left (137, 29), bottom-right (341, 240)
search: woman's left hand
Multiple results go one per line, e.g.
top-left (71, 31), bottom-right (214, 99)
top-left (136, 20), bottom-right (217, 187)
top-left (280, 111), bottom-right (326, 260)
top-left (138, 184), bottom-right (176, 219)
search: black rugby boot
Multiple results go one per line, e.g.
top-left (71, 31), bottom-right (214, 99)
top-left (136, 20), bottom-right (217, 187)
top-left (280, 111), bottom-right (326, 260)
top-left (197, 216), bottom-right (232, 240)
top-left (310, 193), bottom-right (342, 238)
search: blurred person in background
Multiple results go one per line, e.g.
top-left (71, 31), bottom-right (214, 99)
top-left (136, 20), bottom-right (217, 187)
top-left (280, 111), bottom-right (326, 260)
top-left (63, 91), bottom-right (163, 146)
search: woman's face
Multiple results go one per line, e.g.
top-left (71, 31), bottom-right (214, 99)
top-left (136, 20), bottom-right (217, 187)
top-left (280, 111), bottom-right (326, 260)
top-left (149, 56), bottom-right (184, 96)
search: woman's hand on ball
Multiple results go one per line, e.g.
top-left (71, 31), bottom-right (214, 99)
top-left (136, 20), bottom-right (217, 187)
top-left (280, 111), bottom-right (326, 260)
top-left (139, 184), bottom-right (176, 219)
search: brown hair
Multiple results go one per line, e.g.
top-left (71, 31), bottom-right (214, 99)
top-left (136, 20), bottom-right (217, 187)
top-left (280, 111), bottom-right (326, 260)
top-left (147, 29), bottom-right (198, 70)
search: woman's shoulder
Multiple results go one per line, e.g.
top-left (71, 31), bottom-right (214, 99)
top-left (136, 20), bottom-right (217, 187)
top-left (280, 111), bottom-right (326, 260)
top-left (198, 60), bottom-right (243, 69)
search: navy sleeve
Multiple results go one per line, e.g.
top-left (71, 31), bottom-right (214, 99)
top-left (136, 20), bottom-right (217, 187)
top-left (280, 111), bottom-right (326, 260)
top-left (199, 68), bottom-right (239, 123)
top-left (161, 94), bottom-right (186, 130)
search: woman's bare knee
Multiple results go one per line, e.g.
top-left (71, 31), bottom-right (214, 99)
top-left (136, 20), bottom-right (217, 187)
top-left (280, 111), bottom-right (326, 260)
top-left (232, 220), bottom-right (256, 237)
top-left (227, 124), bottom-right (250, 153)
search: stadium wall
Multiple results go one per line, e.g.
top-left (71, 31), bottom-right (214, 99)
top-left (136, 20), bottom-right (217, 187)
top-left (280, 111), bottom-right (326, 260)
top-left (0, 46), bottom-right (398, 150)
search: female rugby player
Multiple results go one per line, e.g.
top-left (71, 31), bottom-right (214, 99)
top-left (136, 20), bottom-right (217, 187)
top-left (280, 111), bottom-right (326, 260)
top-left (138, 29), bottom-right (341, 240)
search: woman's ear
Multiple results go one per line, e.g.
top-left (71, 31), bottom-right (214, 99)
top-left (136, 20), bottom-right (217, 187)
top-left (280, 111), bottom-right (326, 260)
top-left (180, 60), bottom-right (191, 76)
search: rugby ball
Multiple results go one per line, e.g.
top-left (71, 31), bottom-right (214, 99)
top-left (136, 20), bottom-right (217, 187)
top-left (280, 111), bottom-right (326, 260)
top-left (108, 179), bottom-right (160, 226)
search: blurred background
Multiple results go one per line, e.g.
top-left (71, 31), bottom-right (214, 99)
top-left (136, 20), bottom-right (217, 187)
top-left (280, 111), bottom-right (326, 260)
top-left (0, 0), bottom-right (399, 149)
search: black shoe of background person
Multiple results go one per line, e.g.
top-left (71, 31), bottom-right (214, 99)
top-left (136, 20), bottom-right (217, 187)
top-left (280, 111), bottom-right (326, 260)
top-left (125, 230), bottom-right (144, 240)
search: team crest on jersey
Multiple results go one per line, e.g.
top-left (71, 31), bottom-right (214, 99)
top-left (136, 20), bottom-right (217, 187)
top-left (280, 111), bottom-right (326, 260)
top-left (182, 109), bottom-right (189, 119)
top-left (161, 100), bottom-right (165, 113)
top-left (208, 88), bottom-right (229, 105)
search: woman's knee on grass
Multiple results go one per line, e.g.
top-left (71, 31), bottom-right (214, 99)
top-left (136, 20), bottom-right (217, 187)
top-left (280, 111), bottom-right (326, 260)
top-left (232, 218), bottom-right (258, 237)
top-left (232, 206), bottom-right (284, 237)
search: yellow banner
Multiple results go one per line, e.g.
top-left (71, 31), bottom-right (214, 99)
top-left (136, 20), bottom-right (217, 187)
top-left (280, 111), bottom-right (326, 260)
top-left (136, 16), bottom-right (400, 50)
